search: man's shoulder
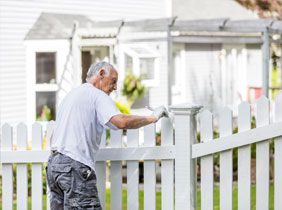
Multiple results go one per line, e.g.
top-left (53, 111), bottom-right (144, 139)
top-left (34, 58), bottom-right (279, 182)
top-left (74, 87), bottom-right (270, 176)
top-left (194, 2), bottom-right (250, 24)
top-left (70, 83), bottom-right (111, 101)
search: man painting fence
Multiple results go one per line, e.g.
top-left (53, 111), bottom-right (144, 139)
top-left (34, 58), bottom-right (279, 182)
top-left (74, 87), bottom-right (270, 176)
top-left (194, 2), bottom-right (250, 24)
top-left (46, 61), bottom-right (168, 209)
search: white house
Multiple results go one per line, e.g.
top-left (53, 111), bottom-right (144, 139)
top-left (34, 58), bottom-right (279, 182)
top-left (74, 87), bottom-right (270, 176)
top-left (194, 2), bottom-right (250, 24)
top-left (0, 0), bottom-right (258, 129)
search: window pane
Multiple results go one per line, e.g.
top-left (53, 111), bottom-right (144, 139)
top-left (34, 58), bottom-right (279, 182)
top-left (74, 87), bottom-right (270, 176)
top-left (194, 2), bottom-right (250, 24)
top-left (140, 58), bottom-right (154, 80)
top-left (36, 92), bottom-right (56, 121)
top-left (125, 54), bottom-right (133, 73)
top-left (36, 52), bottom-right (56, 84)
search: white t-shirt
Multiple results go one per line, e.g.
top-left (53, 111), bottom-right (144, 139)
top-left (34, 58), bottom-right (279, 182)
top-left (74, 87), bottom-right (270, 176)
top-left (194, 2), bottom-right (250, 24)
top-left (51, 83), bottom-right (121, 170)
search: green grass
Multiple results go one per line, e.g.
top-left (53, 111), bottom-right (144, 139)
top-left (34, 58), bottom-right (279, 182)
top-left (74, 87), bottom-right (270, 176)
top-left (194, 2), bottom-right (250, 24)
top-left (197, 184), bottom-right (274, 210)
top-left (1, 184), bottom-right (274, 210)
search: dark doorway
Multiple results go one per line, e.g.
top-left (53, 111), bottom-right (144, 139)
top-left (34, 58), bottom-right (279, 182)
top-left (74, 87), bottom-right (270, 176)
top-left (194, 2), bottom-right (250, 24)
top-left (81, 46), bottom-right (110, 83)
top-left (81, 51), bottom-right (92, 82)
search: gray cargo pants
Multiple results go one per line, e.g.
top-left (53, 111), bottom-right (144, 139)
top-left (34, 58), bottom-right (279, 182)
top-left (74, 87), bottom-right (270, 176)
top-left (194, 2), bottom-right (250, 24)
top-left (46, 151), bottom-right (102, 210)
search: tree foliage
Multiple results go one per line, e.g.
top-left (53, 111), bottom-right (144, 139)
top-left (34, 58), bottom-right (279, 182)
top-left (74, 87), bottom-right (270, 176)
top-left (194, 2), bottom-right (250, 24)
top-left (236, 0), bottom-right (282, 19)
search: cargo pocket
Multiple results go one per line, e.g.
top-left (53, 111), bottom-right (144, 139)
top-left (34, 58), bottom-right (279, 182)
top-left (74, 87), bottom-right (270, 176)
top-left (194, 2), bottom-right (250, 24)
top-left (73, 164), bottom-right (98, 196)
top-left (79, 166), bottom-right (95, 181)
top-left (51, 164), bottom-right (72, 192)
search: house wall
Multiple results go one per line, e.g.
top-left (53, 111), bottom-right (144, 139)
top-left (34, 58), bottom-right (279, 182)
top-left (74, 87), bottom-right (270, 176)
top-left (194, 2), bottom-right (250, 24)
top-left (183, 44), bottom-right (222, 112)
top-left (176, 43), bottom-right (260, 115)
top-left (246, 44), bottom-right (263, 102)
top-left (0, 0), bottom-right (168, 126)
top-left (172, 0), bottom-right (257, 20)
top-left (246, 44), bottom-right (263, 87)
top-left (221, 44), bottom-right (248, 114)
top-left (171, 44), bottom-right (186, 105)
top-left (148, 41), bottom-right (169, 108)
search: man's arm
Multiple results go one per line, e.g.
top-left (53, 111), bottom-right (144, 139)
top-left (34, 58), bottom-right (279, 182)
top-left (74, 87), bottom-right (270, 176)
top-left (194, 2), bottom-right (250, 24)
top-left (110, 114), bottom-right (157, 129)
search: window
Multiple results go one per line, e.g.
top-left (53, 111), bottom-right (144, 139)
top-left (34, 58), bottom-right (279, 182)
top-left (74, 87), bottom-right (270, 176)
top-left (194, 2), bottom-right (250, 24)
top-left (36, 52), bottom-right (56, 84)
top-left (122, 44), bottom-right (160, 86)
top-left (125, 53), bottom-right (133, 72)
top-left (140, 58), bottom-right (154, 80)
top-left (36, 92), bottom-right (56, 121)
top-left (35, 52), bottom-right (57, 121)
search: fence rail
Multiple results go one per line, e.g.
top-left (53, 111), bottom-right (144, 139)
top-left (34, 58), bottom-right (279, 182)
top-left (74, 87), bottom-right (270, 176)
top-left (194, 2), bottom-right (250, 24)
top-left (1, 93), bottom-right (282, 209)
top-left (192, 121), bottom-right (282, 158)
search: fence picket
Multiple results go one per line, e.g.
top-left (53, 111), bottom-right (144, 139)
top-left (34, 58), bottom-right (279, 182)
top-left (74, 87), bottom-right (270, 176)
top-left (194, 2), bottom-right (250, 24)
top-left (46, 120), bottom-right (55, 148)
top-left (256, 96), bottom-right (270, 210)
top-left (238, 102), bottom-right (251, 210)
top-left (16, 123), bottom-right (28, 210)
top-left (274, 91), bottom-right (282, 210)
top-left (2, 124), bottom-right (13, 210)
top-left (161, 118), bottom-right (174, 210)
top-left (144, 124), bottom-right (156, 210)
top-left (45, 121), bottom-right (54, 210)
top-left (127, 129), bottom-right (139, 210)
top-left (32, 123), bottom-right (43, 210)
top-left (200, 110), bottom-right (214, 210)
top-left (110, 129), bottom-right (123, 210)
top-left (219, 108), bottom-right (233, 210)
top-left (96, 131), bottom-right (107, 210)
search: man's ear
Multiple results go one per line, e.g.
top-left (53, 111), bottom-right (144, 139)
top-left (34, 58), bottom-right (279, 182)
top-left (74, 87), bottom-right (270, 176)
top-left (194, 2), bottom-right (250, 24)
top-left (99, 69), bottom-right (105, 79)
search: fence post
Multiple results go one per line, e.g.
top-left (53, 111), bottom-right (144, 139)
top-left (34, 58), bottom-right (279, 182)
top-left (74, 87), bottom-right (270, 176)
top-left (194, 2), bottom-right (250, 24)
top-left (170, 104), bottom-right (202, 210)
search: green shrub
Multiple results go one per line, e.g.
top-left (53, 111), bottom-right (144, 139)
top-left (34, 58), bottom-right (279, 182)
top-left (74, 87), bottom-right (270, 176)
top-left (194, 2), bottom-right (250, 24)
top-left (122, 72), bottom-right (146, 107)
top-left (37, 105), bottom-right (53, 121)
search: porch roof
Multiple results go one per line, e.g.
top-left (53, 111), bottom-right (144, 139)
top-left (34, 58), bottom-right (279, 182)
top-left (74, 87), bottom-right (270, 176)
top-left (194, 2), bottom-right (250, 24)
top-left (26, 13), bottom-right (282, 41)
top-left (25, 13), bottom-right (123, 40)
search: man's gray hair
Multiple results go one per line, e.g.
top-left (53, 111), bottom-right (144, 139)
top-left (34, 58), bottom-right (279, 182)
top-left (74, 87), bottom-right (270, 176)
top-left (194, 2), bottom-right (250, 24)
top-left (86, 61), bottom-right (114, 80)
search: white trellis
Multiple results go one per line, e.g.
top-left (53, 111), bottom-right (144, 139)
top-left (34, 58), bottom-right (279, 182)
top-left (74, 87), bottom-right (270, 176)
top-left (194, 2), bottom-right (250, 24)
top-left (1, 93), bottom-right (282, 209)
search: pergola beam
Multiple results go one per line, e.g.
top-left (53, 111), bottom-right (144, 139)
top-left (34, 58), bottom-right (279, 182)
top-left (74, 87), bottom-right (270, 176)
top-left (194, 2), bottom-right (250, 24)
top-left (166, 17), bottom-right (176, 106)
top-left (262, 28), bottom-right (270, 97)
top-left (172, 36), bottom-right (263, 44)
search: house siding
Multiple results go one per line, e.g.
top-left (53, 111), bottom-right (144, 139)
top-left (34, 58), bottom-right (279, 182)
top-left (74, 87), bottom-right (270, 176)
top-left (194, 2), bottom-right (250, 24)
top-left (149, 41), bottom-right (169, 108)
top-left (0, 0), bottom-right (167, 126)
top-left (184, 44), bottom-right (222, 112)
top-left (182, 43), bottom-right (261, 115)
top-left (246, 44), bottom-right (263, 87)
top-left (172, 0), bottom-right (257, 20)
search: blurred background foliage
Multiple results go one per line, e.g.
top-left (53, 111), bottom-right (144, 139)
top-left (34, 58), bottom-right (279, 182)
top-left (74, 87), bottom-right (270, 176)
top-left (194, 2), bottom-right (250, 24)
top-left (121, 72), bottom-right (146, 108)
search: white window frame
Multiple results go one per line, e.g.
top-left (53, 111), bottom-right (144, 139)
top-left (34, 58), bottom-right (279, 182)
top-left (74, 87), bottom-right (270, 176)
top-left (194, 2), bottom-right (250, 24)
top-left (25, 39), bottom-right (69, 126)
top-left (34, 51), bottom-right (58, 121)
top-left (120, 44), bottom-right (160, 87)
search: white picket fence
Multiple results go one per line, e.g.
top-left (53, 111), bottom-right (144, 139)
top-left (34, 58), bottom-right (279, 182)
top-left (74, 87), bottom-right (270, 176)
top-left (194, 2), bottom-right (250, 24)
top-left (193, 93), bottom-right (282, 210)
top-left (1, 93), bottom-right (282, 210)
top-left (0, 118), bottom-right (176, 210)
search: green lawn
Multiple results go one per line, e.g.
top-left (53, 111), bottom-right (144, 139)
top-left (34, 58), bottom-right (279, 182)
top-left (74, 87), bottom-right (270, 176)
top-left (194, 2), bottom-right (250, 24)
top-left (1, 185), bottom-right (274, 210)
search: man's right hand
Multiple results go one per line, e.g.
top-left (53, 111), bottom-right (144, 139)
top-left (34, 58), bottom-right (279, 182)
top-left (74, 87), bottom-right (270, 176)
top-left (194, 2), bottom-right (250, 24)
top-left (151, 106), bottom-right (169, 122)
top-left (110, 106), bottom-right (169, 130)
